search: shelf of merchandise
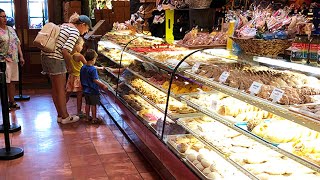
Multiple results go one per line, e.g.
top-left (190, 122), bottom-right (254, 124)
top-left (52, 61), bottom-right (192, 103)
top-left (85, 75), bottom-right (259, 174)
top-left (174, 121), bottom-right (258, 179)
top-left (179, 95), bottom-right (320, 173)
top-left (117, 95), bottom-right (160, 136)
top-left (183, 70), bottom-right (320, 133)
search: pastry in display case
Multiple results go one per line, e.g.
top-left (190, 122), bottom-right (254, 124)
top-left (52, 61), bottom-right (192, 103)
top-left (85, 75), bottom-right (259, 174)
top-left (97, 33), bottom-right (320, 179)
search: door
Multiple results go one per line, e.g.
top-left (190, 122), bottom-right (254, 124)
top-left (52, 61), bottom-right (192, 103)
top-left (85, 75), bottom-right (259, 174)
top-left (0, 0), bottom-right (51, 75)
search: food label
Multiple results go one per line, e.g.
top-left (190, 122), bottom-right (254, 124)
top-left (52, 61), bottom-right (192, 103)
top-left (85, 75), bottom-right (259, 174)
top-left (211, 100), bottom-right (217, 110)
top-left (219, 71), bottom-right (229, 83)
top-left (192, 62), bottom-right (201, 72)
top-left (270, 88), bottom-right (284, 103)
top-left (249, 81), bottom-right (263, 95)
top-left (291, 42), bottom-right (308, 59)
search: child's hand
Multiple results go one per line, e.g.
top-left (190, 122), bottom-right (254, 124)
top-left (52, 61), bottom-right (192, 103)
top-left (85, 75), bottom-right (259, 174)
top-left (102, 85), bottom-right (109, 92)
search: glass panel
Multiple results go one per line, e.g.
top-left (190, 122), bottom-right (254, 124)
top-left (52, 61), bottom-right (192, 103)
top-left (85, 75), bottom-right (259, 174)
top-left (28, 0), bottom-right (48, 29)
top-left (29, 18), bottom-right (44, 29)
top-left (0, 1), bottom-right (15, 18)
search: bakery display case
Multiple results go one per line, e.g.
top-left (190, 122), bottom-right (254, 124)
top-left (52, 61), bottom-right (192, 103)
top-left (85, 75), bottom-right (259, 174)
top-left (97, 32), bottom-right (320, 179)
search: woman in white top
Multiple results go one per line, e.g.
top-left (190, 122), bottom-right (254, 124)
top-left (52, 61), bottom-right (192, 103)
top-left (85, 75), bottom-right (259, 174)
top-left (41, 13), bottom-right (92, 124)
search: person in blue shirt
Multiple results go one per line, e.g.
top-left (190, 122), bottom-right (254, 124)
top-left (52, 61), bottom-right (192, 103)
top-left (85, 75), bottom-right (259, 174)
top-left (80, 49), bottom-right (108, 124)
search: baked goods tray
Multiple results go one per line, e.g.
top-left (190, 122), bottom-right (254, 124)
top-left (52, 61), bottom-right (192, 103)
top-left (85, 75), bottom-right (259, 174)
top-left (128, 50), bottom-right (192, 72)
top-left (118, 95), bottom-right (159, 136)
top-left (123, 82), bottom-right (202, 120)
top-left (166, 135), bottom-right (218, 180)
top-left (175, 42), bottom-right (226, 49)
top-left (125, 68), bottom-right (179, 99)
top-left (180, 95), bottom-right (235, 126)
top-left (234, 122), bottom-right (279, 147)
top-left (176, 121), bottom-right (258, 179)
top-left (289, 104), bottom-right (320, 122)
top-left (182, 70), bottom-right (320, 132)
top-left (126, 68), bottom-right (211, 99)
top-left (166, 134), bottom-right (190, 158)
top-left (184, 158), bottom-right (216, 180)
top-left (98, 51), bottom-right (133, 67)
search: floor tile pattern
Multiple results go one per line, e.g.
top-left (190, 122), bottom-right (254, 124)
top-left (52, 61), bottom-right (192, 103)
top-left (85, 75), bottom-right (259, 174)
top-left (0, 89), bottom-right (160, 180)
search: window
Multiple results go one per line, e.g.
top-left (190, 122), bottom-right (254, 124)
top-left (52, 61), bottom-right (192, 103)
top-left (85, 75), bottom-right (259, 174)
top-left (28, 0), bottom-right (48, 29)
top-left (0, 0), bottom-right (15, 18)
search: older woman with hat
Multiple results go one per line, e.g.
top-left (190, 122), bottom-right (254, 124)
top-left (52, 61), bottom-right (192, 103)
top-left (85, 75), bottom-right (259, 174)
top-left (41, 13), bottom-right (92, 124)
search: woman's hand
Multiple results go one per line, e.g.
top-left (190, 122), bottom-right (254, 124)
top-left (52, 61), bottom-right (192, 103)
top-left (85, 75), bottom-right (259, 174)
top-left (19, 57), bottom-right (25, 66)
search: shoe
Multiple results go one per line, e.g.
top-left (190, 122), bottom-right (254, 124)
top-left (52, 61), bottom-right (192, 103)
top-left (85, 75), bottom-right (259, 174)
top-left (9, 102), bottom-right (20, 109)
top-left (91, 118), bottom-right (102, 124)
top-left (78, 111), bottom-right (85, 118)
top-left (61, 115), bottom-right (80, 124)
top-left (57, 117), bottom-right (62, 123)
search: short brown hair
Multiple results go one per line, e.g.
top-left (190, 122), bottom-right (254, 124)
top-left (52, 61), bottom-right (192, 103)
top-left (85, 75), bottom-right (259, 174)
top-left (85, 49), bottom-right (98, 61)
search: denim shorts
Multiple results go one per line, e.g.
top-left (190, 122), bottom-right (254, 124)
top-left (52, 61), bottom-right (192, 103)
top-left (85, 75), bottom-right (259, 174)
top-left (41, 55), bottom-right (67, 75)
top-left (84, 94), bottom-right (100, 106)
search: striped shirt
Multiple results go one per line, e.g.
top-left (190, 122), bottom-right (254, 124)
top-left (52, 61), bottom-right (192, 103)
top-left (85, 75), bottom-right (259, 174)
top-left (42, 25), bottom-right (80, 60)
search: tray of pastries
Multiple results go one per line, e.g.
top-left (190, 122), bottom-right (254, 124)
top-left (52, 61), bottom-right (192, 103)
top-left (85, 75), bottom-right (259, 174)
top-left (289, 104), bottom-right (320, 122)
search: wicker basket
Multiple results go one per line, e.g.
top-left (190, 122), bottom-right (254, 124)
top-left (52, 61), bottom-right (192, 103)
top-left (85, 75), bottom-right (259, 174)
top-left (188, 0), bottom-right (212, 9)
top-left (230, 37), bottom-right (292, 57)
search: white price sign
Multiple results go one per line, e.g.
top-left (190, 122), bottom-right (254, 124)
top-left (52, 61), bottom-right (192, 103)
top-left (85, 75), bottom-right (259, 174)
top-left (270, 88), bottom-right (284, 103)
top-left (219, 71), bottom-right (229, 83)
top-left (192, 62), bottom-right (201, 72)
top-left (211, 100), bottom-right (218, 110)
top-left (249, 81), bottom-right (263, 95)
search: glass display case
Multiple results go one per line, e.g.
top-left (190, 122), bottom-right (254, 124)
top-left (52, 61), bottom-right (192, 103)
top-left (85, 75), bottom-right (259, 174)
top-left (97, 31), bottom-right (320, 179)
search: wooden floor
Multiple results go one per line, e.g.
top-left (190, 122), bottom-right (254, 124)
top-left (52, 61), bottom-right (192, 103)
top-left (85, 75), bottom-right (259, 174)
top-left (0, 88), bottom-right (160, 180)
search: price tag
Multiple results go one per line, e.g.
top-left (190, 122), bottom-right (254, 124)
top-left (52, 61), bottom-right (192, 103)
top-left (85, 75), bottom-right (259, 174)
top-left (249, 81), bottom-right (263, 95)
top-left (270, 88), bottom-right (284, 103)
top-left (211, 100), bottom-right (218, 110)
top-left (219, 71), bottom-right (229, 83)
top-left (192, 62), bottom-right (201, 72)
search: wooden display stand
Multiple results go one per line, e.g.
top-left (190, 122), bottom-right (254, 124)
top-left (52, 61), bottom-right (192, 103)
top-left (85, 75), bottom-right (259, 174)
top-left (63, 1), bottom-right (81, 22)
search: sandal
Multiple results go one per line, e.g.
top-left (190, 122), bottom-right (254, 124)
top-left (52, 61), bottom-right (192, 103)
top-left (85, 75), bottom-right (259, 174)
top-left (84, 115), bottom-right (92, 122)
top-left (91, 118), bottom-right (102, 124)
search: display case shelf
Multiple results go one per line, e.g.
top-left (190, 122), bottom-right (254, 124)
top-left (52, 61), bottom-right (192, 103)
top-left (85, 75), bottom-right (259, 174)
top-left (179, 95), bottom-right (320, 173)
top-left (104, 67), bottom-right (119, 80)
top-left (100, 79), bottom-right (116, 96)
top-left (183, 70), bottom-right (320, 133)
top-left (175, 122), bottom-right (258, 179)
top-left (126, 68), bottom-right (181, 99)
top-left (122, 82), bottom-right (202, 120)
top-left (117, 95), bottom-right (160, 136)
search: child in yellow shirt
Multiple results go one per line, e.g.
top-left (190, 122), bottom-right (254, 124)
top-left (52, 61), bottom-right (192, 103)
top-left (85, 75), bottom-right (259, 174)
top-left (66, 37), bottom-right (87, 117)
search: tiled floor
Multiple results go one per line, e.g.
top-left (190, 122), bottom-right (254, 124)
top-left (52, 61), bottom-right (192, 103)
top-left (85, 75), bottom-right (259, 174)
top-left (0, 89), bottom-right (160, 180)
